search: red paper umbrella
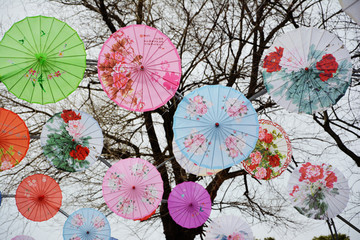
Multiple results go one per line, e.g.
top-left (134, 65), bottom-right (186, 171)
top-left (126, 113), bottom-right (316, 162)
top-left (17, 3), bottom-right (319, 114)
top-left (0, 108), bottom-right (30, 171)
top-left (16, 174), bottom-right (62, 222)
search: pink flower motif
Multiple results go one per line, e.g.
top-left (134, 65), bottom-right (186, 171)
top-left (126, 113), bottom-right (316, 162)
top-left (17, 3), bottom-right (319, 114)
top-left (150, 72), bottom-right (160, 82)
top-left (250, 151), bottom-right (262, 165)
top-left (163, 72), bottom-right (180, 91)
top-left (136, 101), bottom-right (145, 111)
top-left (58, 51), bottom-right (64, 57)
top-left (258, 127), bottom-right (267, 141)
top-left (0, 159), bottom-right (12, 171)
top-left (54, 71), bottom-right (61, 77)
top-left (229, 148), bottom-right (239, 158)
top-left (161, 60), bottom-right (170, 71)
top-left (48, 74), bottom-right (53, 80)
top-left (193, 96), bottom-right (203, 104)
top-left (66, 120), bottom-right (84, 141)
top-left (255, 167), bottom-right (267, 179)
top-left (114, 52), bottom-right (126, 61)
top-left (92, 216), bottom-right (105, 229)
top-left (193, 134), bottom-right (206, 146)
top-left (299, 162), bottom-right (324, 183)
top-left (225, 135), bottom-right (238, 149)
top-left (184, 138), bottom-right (194, 148)
top-left (71, 214), bottom-right (85, 227)
top-left (29, 68), bottom-right (36, 75)
top-left (228, 232), bottom-right (245, 240)
top-left (195, 103), bottom-right (208, 115)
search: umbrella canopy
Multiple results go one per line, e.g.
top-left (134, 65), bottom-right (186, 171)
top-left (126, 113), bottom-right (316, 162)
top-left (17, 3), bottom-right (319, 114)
top-left (11, 236), bottom-right (35, 240)
top-left (262, 27), bottom-right (352, 114)
top-left (205, 215), bottom-right (253, 240)
top-left (133, 208), bottom-right (156, 222)
top-left (173, 85), bottom-right (259, 169)
top-left (15, 174), bottom-right (62, 222)
top-left (168, 181), bottom-right (211, 229)
top-left (98, 24), bottom-right (181, 112)
top-left (41, 109), bottom-right (103, 172)
top-left (0, 108), bottom-right (30, 171)
top-left (242, 119), bottom-right (292, 180)
top-left (0, 16), bottom-right (86, 104)
top-left (339, 0), bottom-right (360, 25)
top-left (173, 140), bottom-right (221, 176)
top-left (63, 208), bottom-right (111, 240)
top-left (102, 158), bottom-right (164, 219)
top-left (287, 162), bottom-right (350, 220)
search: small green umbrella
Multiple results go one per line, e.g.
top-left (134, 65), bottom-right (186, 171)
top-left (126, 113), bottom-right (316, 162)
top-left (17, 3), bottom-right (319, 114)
top-left (0, 16), bottom-right (86, 104)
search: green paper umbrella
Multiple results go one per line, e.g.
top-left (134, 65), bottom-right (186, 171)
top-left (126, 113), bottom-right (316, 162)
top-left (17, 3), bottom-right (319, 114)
top-left (0, 16), bottom-right (86, 104)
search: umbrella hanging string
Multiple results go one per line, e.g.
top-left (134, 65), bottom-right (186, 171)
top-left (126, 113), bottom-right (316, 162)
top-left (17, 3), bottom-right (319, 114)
top-left (337, 215), bottom-right (360, 233)
top-left (156, 157), bottom-right (174, 169)
top-left (1, 194), bottom-right (15, 198)
top-left (58, 208), bottom-right (69, 218)
top-left (99, 157), bottom-right (112, 168)
top-left (326, 219), bottom-right (338, 240)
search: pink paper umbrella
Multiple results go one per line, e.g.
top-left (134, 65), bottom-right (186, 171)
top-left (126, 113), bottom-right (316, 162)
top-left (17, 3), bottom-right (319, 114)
top-left (168, 182), bottom-right (211, 229)
top-left (102, 158), bottom-right (164, 219)
top-left (98, 24), bottom-right (181, 112)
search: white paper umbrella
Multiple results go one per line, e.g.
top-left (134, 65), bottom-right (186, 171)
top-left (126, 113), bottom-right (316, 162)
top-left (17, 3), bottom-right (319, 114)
top-left (262, 27), bottom-right (352, 114)
top-left (41, 110), bottom-right (103, 172)
top-left (172, 140), bottom-right (221, 176)
top-left (205, 215), bottom-right (253, 240)
top-left (339, 0), bottom-right (360, 25)
top-left (287, 162), bottom-right (350, 220)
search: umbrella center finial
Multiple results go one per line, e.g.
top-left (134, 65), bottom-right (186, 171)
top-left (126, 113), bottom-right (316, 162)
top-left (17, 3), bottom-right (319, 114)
top-left (215, 122), bottom-right (219, 127)
top-left (140, 65), bottom-right (144, 71)
top-left (35, 53), bottom-right (47, 65)
top-left (38, 195), bottom-right (45, 201)
top-left (86, 231), bottom-right (90, 235)
top-left (132, 186), bottom-right (136, 190)
top-left (305, 67), bottom-right (309, 71)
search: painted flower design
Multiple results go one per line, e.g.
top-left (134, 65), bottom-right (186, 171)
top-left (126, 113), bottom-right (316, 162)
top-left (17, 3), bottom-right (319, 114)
top-left (69, 145), bottom-right (90, 161)
top-left (71, 214), bottom-right (85, 227)
top-left (316, 54), bottom-right (338, 82)
top-left (255, 167), bottom-right (267, 179)
top-left (289, 162), bottom-right (342, 220)
top-left (0, 154), bottom-right (12, 171)
top-left (263, 47), bottom-right (284, 72)
top-left (116, 197), bottom-right (136, 215)
top-left (223, 98), bottom-right (248, 122)
top-left (279, 48), bottom-right (308, 73)
top-left (107, 172), bottom-right (125, 191)
top-left (61, 110), bottom-right (81, 123)
top-left (69, 236), bottom-right (81, 240)
top-left (163, 72), bottom-right (180, 92)
top-left (92, 216), bottom-right (106, 229)
top-left (223, 135), bottom-right (245, 159)
top-left (142, 184), bottom-right (158, 205)
top-left (66, 120), bottom-right (84, 140)
top-left (183, 132), bottom-right (208, 155)
top-left (131, 163), bottom-right (150, 178)
top-left (185, 95), bottom-right (212, 118)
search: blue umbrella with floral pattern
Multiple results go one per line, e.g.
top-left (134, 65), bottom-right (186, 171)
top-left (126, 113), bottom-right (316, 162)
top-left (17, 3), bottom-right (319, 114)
top-left (173, 85), bottom-right (259, 169)
top-left (63, 208), bottom-right (111, 240)
top-left (262, 27), bottom-right (352, 114)
top-left (40, 110), bottom-right (103, 172)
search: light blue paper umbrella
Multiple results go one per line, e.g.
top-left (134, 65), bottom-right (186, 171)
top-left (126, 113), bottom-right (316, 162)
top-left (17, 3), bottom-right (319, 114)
top-left (173, 85), bottom-right (259, 169)
top-left (63, 208), bottom-right (111, 240)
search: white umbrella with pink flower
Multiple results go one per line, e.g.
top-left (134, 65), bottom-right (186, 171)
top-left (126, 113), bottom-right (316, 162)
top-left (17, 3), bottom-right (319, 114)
top-left (41, 110), bottom-right (103, 172)
top-left (242, 119), bottom-right (292, 180)
top-left (287, 162), bottom-right (350, 220)
top-left (173, 85), bottom-right (259, 169)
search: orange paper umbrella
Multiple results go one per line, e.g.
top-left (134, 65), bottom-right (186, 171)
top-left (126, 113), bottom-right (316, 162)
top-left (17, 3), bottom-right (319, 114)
top-left (0, 108), bottom-right (30, 171)
top-left (16, 174), bottom-right (62, 222)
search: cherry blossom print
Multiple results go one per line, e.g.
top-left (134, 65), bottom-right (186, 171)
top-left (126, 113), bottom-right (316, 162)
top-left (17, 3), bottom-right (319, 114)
top-left (142, 184), bottom-right (158, 205)
top-left (71, 214), bottom-right (85, 227)
top-left (131, 163), bottom-right (150, 178)
top-left (183, 132), bottom-right (208, 155)
top-left (92, 216), bottom-right (106, 229)
top-left (185, 95), bottom-right (212, 119)
top-left (223, 98), bottom-right (248, 122)
top-left (116, 197), bottom-right (136, 215)
top-left (107, 172), bottom-right (125, 192)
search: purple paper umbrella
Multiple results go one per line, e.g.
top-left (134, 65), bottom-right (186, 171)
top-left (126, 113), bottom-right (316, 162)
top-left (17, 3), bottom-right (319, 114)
top-left (168, 182), bottom-right (211, 229)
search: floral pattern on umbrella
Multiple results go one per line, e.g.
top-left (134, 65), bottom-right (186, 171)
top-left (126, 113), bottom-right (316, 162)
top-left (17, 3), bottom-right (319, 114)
top-left (98, 24), bottom-right (181, 112)
top-left (242, 119), bottom-right (292, 180)
top-left (263, 27), bottom-right (352, 114)
top-left (63, 208), bottom-right (111, 240)
top-left (173, 85), bottom-right (259, 169)
top-left (41, 110), bottom-right (103, 172)
top-left (287, 162), bottom-right (350, 220)
top-left (102, 158), bottom-right (164, 219)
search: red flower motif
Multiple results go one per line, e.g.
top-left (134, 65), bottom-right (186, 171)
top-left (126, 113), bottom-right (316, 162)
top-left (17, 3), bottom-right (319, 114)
top-left (248, 163), bottom-right (259, 172)
top-left (61, 110), bottom-right (81, 123)
top-left (264, 168), bottom-right (272, 180)
top-left (316, 54), bottom-right (338, 82)
top-left (268, 154), bottom-right (280, 168)
top-left (299, 162), bottom-right (324, 183)
top-left (263, 133), bottom-right (273, 144)
top-left (263, 47), bottom-right (284, 73)
top-left (69, 145), bottom-right (90, 161)
top-left (290, 185), bottom-right (299, 197)
top-left (325, 171), bottom-right (337, 189)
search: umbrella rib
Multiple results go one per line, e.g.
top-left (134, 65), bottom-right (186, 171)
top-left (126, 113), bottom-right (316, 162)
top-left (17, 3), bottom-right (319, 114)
top-left (143, 69), bottom-right (179, 94)
top-left (4, 61), bottom-right (37, 91)
top-left (11, 25), bottom-right (36, 56)
top-left (43, 22), bottom-right (67, 54)
top-left (41, 17), bottom-right (54, 53)
top-left (26, 17), bottom-right (40, 54)
top-left (146, 59), bottom-right (181, 69)
top-left (47, 41), bottom-right (85, 59)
